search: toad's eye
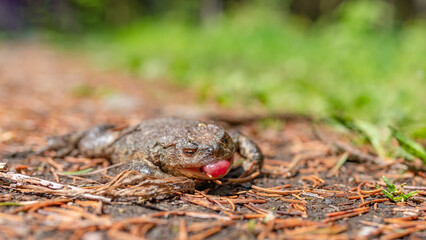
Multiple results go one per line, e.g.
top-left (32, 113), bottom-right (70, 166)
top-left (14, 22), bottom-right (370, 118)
top-left (183, 148), bottom-right (197, 157)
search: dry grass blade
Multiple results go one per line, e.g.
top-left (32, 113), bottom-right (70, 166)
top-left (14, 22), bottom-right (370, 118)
top-left (274, 218), bottom-right (323, 229)
top-left (243, 214), bottom-right (268, 219)
top-left (254, 192), bottom-right (281, 197)
top-left (252, 185), bottom-right (301, 195)
top-left (10, 199), bottom-right (71, 214)
top-left (186, 221), bottom-right (234, 233)
top-left (244, 203), bottom-right (268, 215)
top-left (226, 199), bottom-right (236, 211)
top-left (387, 221), bottom-right (426, 228)
top-left (107, 230), bottom-right (146, 240)
top-left (178, 219), bottom-right (188, 240)
top-left (189, 226), bottom-right (223, 240)
top-left (184, 211), bottom-right (237, 221)
top-left (257, 218), bottom-right (275, 240)
top-left (68, 226), bottom-right (99, 240)
top-left (383, 215), bottom-right (418, 223)
top-left (284, 224), bottom-right (348, 236)
top-left (182, 196), bottom-right (221, 212)
top-left (109, 217), bottom-right (168, 231)
top-left (280, 198), bottom-right (307, 205)
top-left (218, 198), bottom-right (267, 204)
top-left (380, 225), bottom-right (426, 240)
top-left (276, 211), bottom-right (305, 217)
top-left (301, 175), bottom-right (325, 188)
top-left (325, 207), bottom-right (370, 218)
top-left (360, 189), bottom-right (383, 195)
top-left (358, 199), bottom-right (388, 207)
top-left (227, 170), bottom-right (260, 183)
top-left (324, 208), bottom-right (370, 223)
top-left (328, 152), bottom-right (349, 177)
top-left (149, 211), bottom-right (237, 221)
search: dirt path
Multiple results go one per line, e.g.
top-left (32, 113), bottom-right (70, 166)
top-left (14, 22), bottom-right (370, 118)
top-left (0, 43), bottom-right (425, 240)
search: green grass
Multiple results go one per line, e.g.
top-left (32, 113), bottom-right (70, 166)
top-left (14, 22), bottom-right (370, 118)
top-left (331, 114), bottom-right (426, 162)
top-left (377, 176), bottom-right (418, 202)
top-left (60, 0), bottom-right (425, 130)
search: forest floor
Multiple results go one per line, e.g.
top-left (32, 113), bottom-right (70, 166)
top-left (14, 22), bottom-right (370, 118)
top-left (0, 43), bottom-right (425, 240)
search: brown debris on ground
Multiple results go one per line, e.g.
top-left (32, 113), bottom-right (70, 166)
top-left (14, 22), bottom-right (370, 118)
top-left (0, 43), bottom-right (425, 239)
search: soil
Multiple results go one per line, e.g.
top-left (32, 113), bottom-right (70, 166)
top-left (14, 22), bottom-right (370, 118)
top-left (0, 43), bottom-right (425, 240)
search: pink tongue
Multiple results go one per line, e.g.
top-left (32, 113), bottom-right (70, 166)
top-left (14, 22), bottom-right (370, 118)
top-left (201, 160), bottom-right (231, 178)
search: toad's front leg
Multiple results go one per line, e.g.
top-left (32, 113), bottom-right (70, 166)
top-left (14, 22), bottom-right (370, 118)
top-left (228, 130), bottom-right (264, 175)
top-left (121, 158), bottom-right (173, 178)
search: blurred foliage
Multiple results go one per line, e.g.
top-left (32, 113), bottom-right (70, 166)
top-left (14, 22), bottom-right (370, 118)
top-left (77, 1), bottom-right (425, 123)
top-left (390, 126), bottom-right (426, 164)
top-left (70, 84), bottom-right (117, 98)
top-left (4, 1), bottom-right (425, 136)
top-left (332, 114), bottom-right (387, 158)
top-left (331, 114), bottom-right (426, 164)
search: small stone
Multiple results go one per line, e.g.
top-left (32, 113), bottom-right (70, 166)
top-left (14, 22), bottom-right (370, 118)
top-left (81, 231), bottom-right (104, 240)
top-left (323, 198), bottom-right (333, 204)
top-left (0, 162), bottom-right (8, 171)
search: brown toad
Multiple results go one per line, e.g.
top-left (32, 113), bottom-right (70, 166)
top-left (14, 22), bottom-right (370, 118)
top-left (43, 118), bottom-right (263, 180)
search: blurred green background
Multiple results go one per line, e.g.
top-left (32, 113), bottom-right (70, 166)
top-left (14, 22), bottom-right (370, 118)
top-left (1, 0), bottom-right (425, 129)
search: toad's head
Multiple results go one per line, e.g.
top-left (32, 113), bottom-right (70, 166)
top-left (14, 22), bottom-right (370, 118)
top-left (160, 122), bottom-right (236, 180)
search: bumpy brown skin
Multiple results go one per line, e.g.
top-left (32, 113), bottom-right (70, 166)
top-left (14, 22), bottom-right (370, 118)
top-left (44, 118), bottom-right (263, 180)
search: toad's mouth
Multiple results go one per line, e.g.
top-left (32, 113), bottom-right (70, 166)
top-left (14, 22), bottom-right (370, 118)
top-left (178, 157), bottom-right (233, 180)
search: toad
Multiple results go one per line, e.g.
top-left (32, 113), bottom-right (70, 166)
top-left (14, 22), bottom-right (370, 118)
top-left (42, 118), bottom-right (263, 180)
